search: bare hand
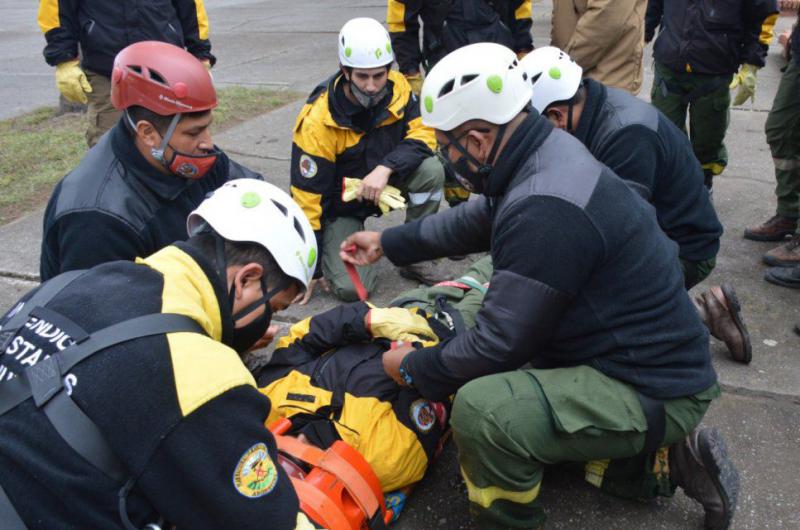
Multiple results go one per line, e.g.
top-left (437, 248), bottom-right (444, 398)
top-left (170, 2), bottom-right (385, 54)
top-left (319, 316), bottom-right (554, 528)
top-left (248, 324), bottom-right (280, 352)
top-left (382, 343), bottom-right (416, 386)
top-left (292, 278), bottom-right (330, 305)
top-left (358, 165), bottom-right (392, 206)
top-left (340, 231), bottom-right (383, 266)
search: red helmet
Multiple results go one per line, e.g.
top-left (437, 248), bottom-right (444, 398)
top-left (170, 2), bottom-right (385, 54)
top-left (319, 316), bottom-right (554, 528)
top-left (110, 41), bottom-right (217, 115)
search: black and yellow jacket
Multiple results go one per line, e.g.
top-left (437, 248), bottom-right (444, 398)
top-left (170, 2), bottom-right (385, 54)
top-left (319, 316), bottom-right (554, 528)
top-left (255, 302), bottom-right (450, 492)
top-left (0, 243), bottom-right (304, 530)
top-left (290, 71), bottom-right (436, 258)
top-left (37, 0), bottom-right (215, 78)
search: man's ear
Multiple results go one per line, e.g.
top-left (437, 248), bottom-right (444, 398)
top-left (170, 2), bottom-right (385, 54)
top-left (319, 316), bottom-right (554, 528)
top-left (237, 263), bottom-right (265, 289)
top-left (136, 120), bottom-right (162, 149)
top-left (465, 128), bottom-right (494, 163)
top-left (544, 107), bottom-right (567, 130)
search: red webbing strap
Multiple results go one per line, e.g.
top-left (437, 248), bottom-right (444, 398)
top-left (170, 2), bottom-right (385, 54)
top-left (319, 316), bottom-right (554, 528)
top-left (433, 280), bottom-right (471, 290)
top-left (342, 244), bottom-right (368, 301)
top-left (291, 478), bottom-right (351, 530)
top-left (274, 434), bottom-right (325, 467)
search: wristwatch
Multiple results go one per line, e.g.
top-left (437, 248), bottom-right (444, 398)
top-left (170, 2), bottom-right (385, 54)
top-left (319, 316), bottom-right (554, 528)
top-left (398, 359), bottom-right (414, 387)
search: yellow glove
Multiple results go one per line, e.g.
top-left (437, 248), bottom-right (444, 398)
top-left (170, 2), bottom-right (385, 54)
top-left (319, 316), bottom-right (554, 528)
top-left (729, 63), bottom-right (758, 106)
top-left (341, 177), bottom-right (406, 214)
top-left (366, 307), bottom-right (438, 343)
top-left (406, 72), bottom-right (423, 96)
top-left (55, 59), bottom-right (92, 104)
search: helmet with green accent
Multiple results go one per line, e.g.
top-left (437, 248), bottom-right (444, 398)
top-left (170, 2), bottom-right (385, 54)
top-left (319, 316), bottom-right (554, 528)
top-left (338, 18), bottom-right (394, 68)
top-left (187, 179), bottom-right (317, 290)
top-left (419, 42), bottom-right (531, 131)
top-left (518, 46), bottom-right (583, 114)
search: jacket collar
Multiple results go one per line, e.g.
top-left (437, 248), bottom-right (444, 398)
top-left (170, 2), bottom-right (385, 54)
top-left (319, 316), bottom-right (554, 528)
top-left (110, 120), bottom-right (196, 201)
top-left (572, 78), bottom-right (607, 147)
top-left (138, 242), bottom-right (234, 346)
top-left (324, 71), bottom-right (408, 130)
top-left (484, 112), bottom-right (554, 197)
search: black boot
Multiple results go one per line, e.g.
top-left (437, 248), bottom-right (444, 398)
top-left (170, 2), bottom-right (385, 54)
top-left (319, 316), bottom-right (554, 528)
top-left (670, 428), bottom-right (739, 530)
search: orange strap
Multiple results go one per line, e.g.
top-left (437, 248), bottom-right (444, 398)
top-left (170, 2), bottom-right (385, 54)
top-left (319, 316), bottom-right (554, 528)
top-left (291, 478), bottom-right (351, 530)
top-left (342, 244), bottom-right (368, 301)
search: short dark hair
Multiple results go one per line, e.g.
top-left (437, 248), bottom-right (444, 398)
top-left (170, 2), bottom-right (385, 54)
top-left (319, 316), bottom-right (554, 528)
top-left (127, 105), bottom-right (211, 135)
top-left (189, 231), bottom-right (298, 292)
top-left (544, 84), bottom-right (586, 113)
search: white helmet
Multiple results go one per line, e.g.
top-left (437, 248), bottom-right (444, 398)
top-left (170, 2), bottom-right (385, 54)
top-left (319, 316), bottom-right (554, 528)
top-left (518, 46), bottom-right (583, 114)
top-left (420, 42), bottom-right (532, 131)
top-left (338, 18), bottom-right (394, 69)
top-left (187, 180), bottom-right (317, 290)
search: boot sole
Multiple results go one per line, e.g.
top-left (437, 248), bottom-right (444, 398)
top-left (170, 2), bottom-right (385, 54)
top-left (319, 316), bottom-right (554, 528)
top-left (697, 428), bottom-right (740, 530)
top-left (743, 230), bottom-right (796, 242)
top-left (720, 284), bottom-right (752, 364)
top-left (761, 254), bottom-right (800, 268)
top-left (763, 271), bottom-right (800, 290)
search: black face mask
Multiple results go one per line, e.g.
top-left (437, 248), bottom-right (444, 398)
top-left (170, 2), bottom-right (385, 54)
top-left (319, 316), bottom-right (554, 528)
top-left (441, 124), bottom-right (507, 195)
top-left (228, 277), bottom-right (291, 354)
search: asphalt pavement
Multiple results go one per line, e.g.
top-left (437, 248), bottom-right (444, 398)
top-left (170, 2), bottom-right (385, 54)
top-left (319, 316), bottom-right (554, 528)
top-left (0, 2), bottom-right (798, 528)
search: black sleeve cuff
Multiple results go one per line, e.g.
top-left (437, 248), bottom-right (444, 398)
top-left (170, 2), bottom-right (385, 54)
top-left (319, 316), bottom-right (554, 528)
top-left (404, 341), bottom-right (461, 402)
top-left (381, 220), bottom-right (430, 266)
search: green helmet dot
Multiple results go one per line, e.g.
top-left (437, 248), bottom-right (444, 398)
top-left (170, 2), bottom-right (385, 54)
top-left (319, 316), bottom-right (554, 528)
top-left (344, 47), bottom-right (352, 58)
top-left (240, 192), bottom-right (261, 208)
top-left (549, 67), bottom-right (562, 80)
top-left (486, 75), bottom-right (503, 94)
top-left (307, 247), bottom-right (317, 268)
top-left (375, 48), bottom-right (383, 59)
top-left (386, 43), bottom-right (392, 53)
top-left (424, 95), bottom-right (434, 114)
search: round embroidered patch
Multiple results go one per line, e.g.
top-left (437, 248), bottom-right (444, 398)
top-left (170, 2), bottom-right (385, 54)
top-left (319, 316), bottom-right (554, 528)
top-left (176, 162), bottom-right (198, 178)
top-left (232, 442), bottom-right (279, 498)
top-left (299, 154), bottom-right (318, 179)
top-left (409, 399), bottom-right (436, 433)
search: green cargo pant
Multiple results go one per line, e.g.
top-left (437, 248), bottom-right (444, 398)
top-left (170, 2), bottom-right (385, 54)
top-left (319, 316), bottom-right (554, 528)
top-left (322, 156), bottom-right (445, 301)
top-left (391, 255), bottom-right (493, 329)
top-left (451, 366), bottom-right (720, 529)
top-left (765, 60), bottom-right (800, 223)
top-left (680, 256), bottom-right (716, 290)
top-left (651, 61), bottom-right (733, 181)
top-left (85, 70), bottom-right (122, 148)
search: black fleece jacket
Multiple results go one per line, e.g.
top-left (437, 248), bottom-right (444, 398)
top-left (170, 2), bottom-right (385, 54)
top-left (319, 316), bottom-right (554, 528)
top-left (381, 113), bottom-right (715, 402)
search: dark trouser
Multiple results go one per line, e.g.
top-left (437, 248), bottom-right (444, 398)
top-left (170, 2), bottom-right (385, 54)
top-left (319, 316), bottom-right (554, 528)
top-left (84, 70), bottom-right (122, 148)
top-left (451, 367), bottom-right (720, 529)
top-left (651, 61), bottom-right (733, 184)
top-left (766, 60), bottom-right (800, 226)
top-left (681, 257), bottom-right (716, 290)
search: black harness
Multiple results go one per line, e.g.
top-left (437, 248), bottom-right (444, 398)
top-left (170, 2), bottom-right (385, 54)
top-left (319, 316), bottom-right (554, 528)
top-left (0, 271), bottom-right (206, 530)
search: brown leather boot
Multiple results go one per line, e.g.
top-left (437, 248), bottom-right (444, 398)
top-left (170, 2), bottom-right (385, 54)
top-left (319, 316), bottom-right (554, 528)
top-left (762, 234), bottom-right (800, 267)
top-left (693, 284), bottom-right (752, 364)
top-left (743, 214), bottom-right (797, 241)
top-left (397, 261), bottom-right (450, 286)
top-left (670, 428), bottom-right (739, 530)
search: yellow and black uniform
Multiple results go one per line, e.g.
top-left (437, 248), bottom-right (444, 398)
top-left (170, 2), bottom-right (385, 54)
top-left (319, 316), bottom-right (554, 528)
top-left (290, 71), bottom-right (437, 260)
top-left (37, 0), bottom-right (215, 78)
top-left (0, 243), bottom-right (305, 529)
top-left (255, 302), bottom-right (451, 492)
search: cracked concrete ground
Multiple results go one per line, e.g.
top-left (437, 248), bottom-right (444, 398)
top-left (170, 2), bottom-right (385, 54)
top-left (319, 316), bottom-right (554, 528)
top-left (1, 1), bottom-right (798, 528)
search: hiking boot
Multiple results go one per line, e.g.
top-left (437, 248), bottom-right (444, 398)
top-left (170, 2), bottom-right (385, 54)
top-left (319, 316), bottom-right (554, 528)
top-left (762, 233), bottom-right (800, 267)
top-left (397, 262), bottom-right (449, 286)
top-left (670, 428), bottom-right (739, 530)
top-left (743, 214), bottom-right (797, 241)
top-left (764, 264), bottom-right (800, 289)
top-left (692, 284), bottom-right (752, 364)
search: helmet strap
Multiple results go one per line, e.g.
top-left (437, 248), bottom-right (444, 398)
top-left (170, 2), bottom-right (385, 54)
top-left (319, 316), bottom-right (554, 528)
top-left (150, 113), bottom-right (182, 165)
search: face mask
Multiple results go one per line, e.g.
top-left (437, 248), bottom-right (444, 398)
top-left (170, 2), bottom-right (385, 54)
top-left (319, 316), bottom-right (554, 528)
top-left (349, 79), bottom-right (388, 109)
top-left (147, 112), bottom-right (219, 179)
top-left (228, 277), bottom-right (293, 354)
top-left (440, 125), bottom-right (507, 195)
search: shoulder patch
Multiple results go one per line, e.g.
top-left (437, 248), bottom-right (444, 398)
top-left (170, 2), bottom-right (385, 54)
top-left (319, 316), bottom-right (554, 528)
top-left (233, 442), bottom-right (279, 498)
top-left (409, 399), bottom-right (436, 434)
top-left (299, 154), bottom-right (318, 178)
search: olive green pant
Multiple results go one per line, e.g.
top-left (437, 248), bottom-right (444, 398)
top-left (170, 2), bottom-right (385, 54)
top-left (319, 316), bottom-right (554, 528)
top-left (322, 156), bottom-right (445, 301)
top-left (680, 256), bottom-right (716, 290)
top-left (765, 60), bottom-right (800, 222)
top-left (391, 255), bottom-right (493, 328)
top-left (85, 70), bottom-right (122, 148)
top-left (651, 61), bottom-right (733, 180)
top-left (451, 366), bottom-right (719, 529)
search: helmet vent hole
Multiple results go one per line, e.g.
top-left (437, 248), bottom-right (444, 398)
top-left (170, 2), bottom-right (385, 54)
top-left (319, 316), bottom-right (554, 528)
top-left (530, 73), bottom-right (542, 85)
top-left (148, 69), bottom-right (168, 86)
top-left (128, 65), bottom-right (143, 75)
top-left (270, 199), bottom-right (288, 216)
top-left (293, 217), bottom-right (306, 242)
top-left (460, 74), bottom-right (478, 86)
top-left (522, 72), bottom-right (528, 81)
top-left (438, 79), bottom-right (455, 98)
